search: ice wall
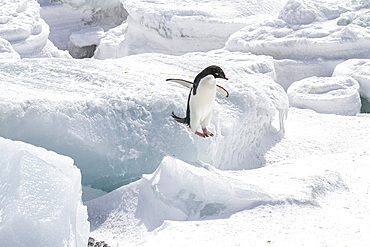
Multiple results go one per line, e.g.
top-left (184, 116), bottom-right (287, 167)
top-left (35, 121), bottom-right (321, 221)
top-left (0, 137), bottom-right (89, 246)
top-left (0, 50), bottom-right (288, 192)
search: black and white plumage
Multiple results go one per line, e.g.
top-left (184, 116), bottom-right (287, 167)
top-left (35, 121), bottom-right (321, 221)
top-left (167, 65), bottom-right (229, 138)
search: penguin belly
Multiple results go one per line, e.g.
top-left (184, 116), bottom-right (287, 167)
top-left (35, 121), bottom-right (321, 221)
top-left (189, 75), bottom-right (217, 132)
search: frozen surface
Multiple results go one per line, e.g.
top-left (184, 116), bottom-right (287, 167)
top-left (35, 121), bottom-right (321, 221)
top-left (226, 0), bottom-right (370, 60)
top-left (333, 59), bottom-right (370, 101)
top-left (87, 108), bottom-right (370, 246)
top-left (287, 76), bottom-right (360, 115)
top-left (0, 38), bottom-right (20, 60)
top-left (98, 0), bottom-right (287, 57)
top-left (0, 0), bottom-right (69, 58)
top-left (0, 137), bottom-right (89, 247)
top-left (0, 50), bottom-right (288, 193)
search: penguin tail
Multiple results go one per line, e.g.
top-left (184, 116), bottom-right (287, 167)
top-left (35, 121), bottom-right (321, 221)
top-left (172, 111), bottom-right (190, 126)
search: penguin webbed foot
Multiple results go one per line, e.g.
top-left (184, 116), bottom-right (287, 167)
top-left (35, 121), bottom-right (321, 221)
top-left (195, 128), bottom-right (214, 138)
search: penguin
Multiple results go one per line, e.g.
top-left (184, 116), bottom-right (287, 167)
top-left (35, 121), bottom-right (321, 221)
top-left (167, 65), bottom-right (229, 138)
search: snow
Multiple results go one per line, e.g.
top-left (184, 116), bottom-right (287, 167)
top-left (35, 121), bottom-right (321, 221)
top-left (0, 137), bottom-right (89, 247)
top-left (225, 0), bottom-right (370, 60)
top-left (0, 0), bottom-right (70, 58)
top-left (287, 76), bottom-right (361, 115)
top-left (102, 0), bottom-right (286, 57)
top-left (1, 0), bottom-right (370, 246)
top-left (0, 50), bottom-right (287, 194)
top-left (87, 108), bottom-right (370, 246)
top-left (333, 59), bottom-right (370, 101)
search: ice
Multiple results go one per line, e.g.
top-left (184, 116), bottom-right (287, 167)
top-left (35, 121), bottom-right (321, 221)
top-left (0, 38), bottom-right (20, 60)
top-left (225, 0), bottom-right (370, 60)
top-left (87, 152), bottom-right (349, 246)
top-left (0, 0), bottom-right (69, 58)
top-left (0, 50), bottom-right (287, 193)
top-left (91, 0), bottom-right (286, 57)
top-left (333, 59), bottom-right (370, 101)
top-left (287, 76), bottom-right (360, 115)
top-left (0, 137), bottom-right (89, 246)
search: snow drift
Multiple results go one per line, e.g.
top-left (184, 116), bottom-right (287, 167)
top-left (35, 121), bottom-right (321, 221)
top-left (87, 153), bottom-right (348, 246)
top-left (287, 76), bottom-right (361, 115)
top-left (0, 137), bottom-right (89, 246)
top-left (226, 0), bottom-right (370, 60)
top-left (0, 50), bottom-right (288, 193)
top-left (333, 59), bottom-right (370, 101)
top-left (0, 0), bottom-right (69, 58)
top-left (92, 0), bottom-right (286, 58)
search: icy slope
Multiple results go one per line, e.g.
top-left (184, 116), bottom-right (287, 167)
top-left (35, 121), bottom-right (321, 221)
top-left (0, 50), bottom-right (288, 193)
top-left (87, 108), bottom-right (370, 247)
top-left (0, 137), bottom-right (89, 247)
top-left (0, 0), bottom-right (69, 58)
top-left (226, 0), bottom-right (370, 60)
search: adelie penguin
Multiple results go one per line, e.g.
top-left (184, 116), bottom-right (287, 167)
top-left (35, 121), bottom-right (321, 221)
top-left (167, 65), bottom-right (229, 138)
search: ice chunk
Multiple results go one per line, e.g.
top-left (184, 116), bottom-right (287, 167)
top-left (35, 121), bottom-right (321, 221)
top-left (100, 0), bottom-right (286, 56)
top-left (87, 153), bottom-right (348, 246)
top-left (287, 76), bottom-right (361, 115)
top-left (0, 137), bottom-right (89, 246)
top-left (87, 156), bottom-right (273, 235)
top-left (0, 50), bottom-right (288, 192)
top-left (274, 58), bottom-right (345, 91)
top-left (0, 38), bottom-right (20, 60)
top-left (333, 59), bottom-right (370, 101)
top-left (69, 27), bottom-right (105, 47)
top-left (0, 0), bottom-right (70, 58)
top-left (226, 0), bottom-right (370, 60)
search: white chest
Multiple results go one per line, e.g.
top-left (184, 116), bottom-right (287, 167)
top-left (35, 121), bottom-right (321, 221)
top-left (190, 75), bottom-right (217, 114)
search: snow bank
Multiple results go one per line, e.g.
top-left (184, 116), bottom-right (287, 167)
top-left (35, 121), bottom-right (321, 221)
top-left (87, 153), bottom-right (347, 246)
top-left (0, 0), bottom-right (69, 58)
top-left (226, 0), bottom-right (370, 60)
top-left (333, 59), bottom-right (370, 101)
top-left (287, 76), bottom-right (360, 115)
top-left (0, 137), bottom-right (89, 246)
top-left (92, 0), bottom-right (286, 57)
top-left (0, 38), bottom-right (20, 60)
top-left (0, 50), bottom-right (288, 193)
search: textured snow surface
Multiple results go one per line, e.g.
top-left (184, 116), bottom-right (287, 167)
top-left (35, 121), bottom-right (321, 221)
top-left (287, 76), bottom-right (361, 115)
top-left (97, 0), bottom-right (286, 57)
top-left (226, 0), bottom-right (370, 60)
top-left (0, 50), bottom-right (288, 193)
top-left (0, 0), bottom-right (69, 58)
top-left (333, 59), bottom-right (370, 101)
top-left (0, 137), bottom-right (89, 247)
top-left (87, 108), bottom-right (370, 246)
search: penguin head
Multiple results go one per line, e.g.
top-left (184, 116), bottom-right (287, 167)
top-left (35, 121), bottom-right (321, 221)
top-left (205, 65), bottom-right (228, 80)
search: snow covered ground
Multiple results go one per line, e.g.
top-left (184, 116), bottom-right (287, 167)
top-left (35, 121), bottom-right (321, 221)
top-left (86, 108), bottom-right (370, 246)
top-left (1, 0), bottom-right (370, 246)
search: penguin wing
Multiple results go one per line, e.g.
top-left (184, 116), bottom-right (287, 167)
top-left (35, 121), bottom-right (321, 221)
top-left (216, 85), bottom-right (229, 98)
top-left (167, 78), bottom-right (229, 98)
top-left (166, 78), bottom-right (193, 88)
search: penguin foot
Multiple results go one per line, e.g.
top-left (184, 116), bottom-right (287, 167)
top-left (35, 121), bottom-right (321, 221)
top-left (195, 128), bottom-right (214, 138)
top-left (202, 128), bottom-right (213, 137)
top-left (195, 131), bottom-right (207, 138)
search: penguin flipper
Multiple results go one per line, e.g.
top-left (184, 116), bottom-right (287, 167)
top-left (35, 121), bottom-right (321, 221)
top-left (171, 111), bottom-right (190, 126)
top-left (166, 78), bottom-right (193, 88)
top-left (216, 85), bottom-right (229, 98)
